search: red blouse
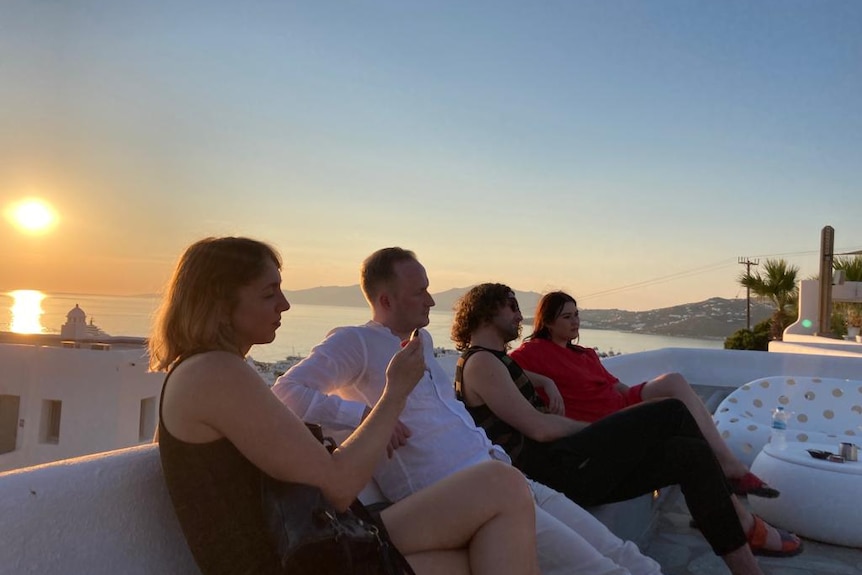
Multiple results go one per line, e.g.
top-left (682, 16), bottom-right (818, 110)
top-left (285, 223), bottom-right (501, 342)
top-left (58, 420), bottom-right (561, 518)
top-left (510, 338), bottom-right (627, 422)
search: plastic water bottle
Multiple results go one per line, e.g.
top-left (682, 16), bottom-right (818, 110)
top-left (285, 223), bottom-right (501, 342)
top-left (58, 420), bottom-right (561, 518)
top-left (771, 406), bottom-right (789, 450)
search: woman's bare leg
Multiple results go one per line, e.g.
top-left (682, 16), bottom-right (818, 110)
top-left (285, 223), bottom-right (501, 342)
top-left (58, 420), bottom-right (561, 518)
top-left (380, 460), bottom-right (539, 575)
top-left (721, 545), bottom-right (764, 575)
top-left (640, 373), bottom-right (748, 477)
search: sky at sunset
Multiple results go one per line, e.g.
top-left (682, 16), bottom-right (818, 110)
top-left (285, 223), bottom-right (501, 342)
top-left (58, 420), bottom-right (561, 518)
top-left (2, 1), bottom-right (860, 311)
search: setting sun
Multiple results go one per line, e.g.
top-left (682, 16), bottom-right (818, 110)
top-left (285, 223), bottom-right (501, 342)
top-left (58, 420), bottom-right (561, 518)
top-left (9, 290), bottom-right (46, 334)
top-left (5, 198), bottom-right (58, 234)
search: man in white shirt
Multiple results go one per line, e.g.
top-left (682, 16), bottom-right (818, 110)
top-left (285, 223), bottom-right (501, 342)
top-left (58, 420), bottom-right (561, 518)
top-left (273, 247), bottom-right (662, 575)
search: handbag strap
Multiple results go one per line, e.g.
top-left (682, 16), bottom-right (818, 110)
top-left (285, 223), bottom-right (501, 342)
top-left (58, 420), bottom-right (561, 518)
top-left (350, 500), bottom-right (416, 575)
top-left (304, 423), bottom-right (338, 453)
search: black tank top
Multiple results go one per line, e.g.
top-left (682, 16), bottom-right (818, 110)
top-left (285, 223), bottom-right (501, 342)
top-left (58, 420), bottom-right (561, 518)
top-left (157, 365), bottom-right (282, 575)
top-left (454, 346), bottom-right (547, 467)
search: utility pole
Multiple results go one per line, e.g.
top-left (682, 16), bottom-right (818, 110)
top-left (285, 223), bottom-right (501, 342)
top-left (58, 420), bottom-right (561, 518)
top-left (738, 257), bottom-right (759, 330)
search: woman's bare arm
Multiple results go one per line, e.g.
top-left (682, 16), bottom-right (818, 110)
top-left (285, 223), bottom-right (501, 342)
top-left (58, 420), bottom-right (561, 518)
top-left (161, 338), bottom-right (424, 510)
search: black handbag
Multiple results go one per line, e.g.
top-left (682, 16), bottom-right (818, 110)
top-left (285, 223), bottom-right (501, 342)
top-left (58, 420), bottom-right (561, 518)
top-left (261, 423), bottom-right (415, 575)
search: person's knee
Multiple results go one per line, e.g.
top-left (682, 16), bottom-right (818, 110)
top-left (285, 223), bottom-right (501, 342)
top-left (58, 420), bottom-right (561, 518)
top-left (654, 372), bottom-right (690, 394)
top-left (479, 461), bottom-right (533, 510)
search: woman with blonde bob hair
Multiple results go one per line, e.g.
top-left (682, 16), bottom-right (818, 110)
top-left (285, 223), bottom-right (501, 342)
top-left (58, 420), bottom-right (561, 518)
top-left (151, 237), bottom-right (539, 575)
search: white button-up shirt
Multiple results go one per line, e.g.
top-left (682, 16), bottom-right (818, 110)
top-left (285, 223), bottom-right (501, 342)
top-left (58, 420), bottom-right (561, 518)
top-left (273, 321), bottom-right (509, 502)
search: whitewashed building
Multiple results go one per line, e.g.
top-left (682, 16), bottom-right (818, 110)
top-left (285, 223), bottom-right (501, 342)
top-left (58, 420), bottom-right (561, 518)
top-left (0, 306), bottom-right (163, 473)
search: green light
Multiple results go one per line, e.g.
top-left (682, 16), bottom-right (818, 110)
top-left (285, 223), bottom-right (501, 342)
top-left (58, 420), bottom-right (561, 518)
top-left (801, 319), bottom-right (813, 328)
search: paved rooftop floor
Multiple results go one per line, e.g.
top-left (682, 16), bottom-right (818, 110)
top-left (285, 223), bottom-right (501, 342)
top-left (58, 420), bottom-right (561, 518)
top-left (641, 487), bottom-right (862, 575)
top-left (637, 383), bottom-right (862, 574)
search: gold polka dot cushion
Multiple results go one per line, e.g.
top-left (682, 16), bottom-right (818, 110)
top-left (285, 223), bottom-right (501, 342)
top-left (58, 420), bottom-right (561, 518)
top-left (713, 376), bottom-right (862, 467)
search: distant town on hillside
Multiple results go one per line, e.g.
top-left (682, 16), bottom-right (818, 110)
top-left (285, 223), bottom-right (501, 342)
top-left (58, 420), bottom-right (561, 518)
top-left (283, 285), bottom-right (774, 340)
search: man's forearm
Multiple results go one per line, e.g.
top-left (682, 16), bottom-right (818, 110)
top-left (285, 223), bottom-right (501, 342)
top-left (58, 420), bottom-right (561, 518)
top-left (554, 414), bottom-right (589, 435)
top-left (275, 381), bottom-right (366, 431)
top-left (533, 413), bottom-right (589, 442)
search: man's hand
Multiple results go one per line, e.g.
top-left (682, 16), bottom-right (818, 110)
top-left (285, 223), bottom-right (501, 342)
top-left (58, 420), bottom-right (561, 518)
top-left (541, 379), bottom-right (565, 416)
top-left (385, 333), bottom-right (425, 399)
top-left (362, 406), bottom-right (412, 458)
top-left (524, 370), bottom-right (565, 416)
top-left (386, 420), bottom-right (412, 457)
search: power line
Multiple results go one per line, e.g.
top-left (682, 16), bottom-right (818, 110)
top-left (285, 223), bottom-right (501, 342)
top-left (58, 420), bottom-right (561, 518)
top-left (749, 249), bottom-right (818, 258)
top-left (750, 246), bottom-right (862, 259)
top-left (579, 259), bottom-right (737, 300)
top-left (576, 247), bottom-right (862, 303)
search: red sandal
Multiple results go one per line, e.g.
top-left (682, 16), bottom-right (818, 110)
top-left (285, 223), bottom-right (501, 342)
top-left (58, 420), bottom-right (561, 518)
top-left (747, 514), bottom-right (803, 557)
top-left (728, 472), bottom-right (780, 498)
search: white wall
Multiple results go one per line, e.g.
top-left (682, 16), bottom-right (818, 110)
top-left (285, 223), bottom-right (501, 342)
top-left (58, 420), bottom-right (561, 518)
top-left (0, 343), bottom-right (164, 472)
top-left (2, 346), bottom-right (861, 573)
top-left (785, 279), bottom-right (862, 339)
top-left (602, 347), bottom-right (862, 389)
top-left (0, 445), bottom-right (199, 575)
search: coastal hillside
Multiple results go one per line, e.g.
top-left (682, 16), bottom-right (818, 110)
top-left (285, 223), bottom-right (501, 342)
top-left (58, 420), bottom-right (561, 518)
top-left (577, 297), bottom-right (774, 340)
top-left (284, 286), bottom-right (774, 340)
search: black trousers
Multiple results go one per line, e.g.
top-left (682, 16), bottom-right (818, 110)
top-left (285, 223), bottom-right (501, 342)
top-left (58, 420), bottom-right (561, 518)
top-left (517, 398), bottom-right (747, 556)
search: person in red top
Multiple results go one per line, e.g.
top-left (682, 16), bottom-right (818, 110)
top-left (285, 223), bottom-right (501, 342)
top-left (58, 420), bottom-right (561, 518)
top-left (510, 291), bottom-right (776, 500)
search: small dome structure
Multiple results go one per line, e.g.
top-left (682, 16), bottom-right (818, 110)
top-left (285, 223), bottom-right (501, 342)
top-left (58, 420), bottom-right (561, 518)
top-left (67, 305), bottom-right (86, 321)
top-left (61, 305), bottom-right (108, 340)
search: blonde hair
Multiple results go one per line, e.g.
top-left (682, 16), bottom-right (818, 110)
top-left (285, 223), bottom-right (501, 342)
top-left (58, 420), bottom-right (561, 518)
top-left (360, 247), bottom-right (417, 304)
top-left (149, 237), bottom-right (281, 371)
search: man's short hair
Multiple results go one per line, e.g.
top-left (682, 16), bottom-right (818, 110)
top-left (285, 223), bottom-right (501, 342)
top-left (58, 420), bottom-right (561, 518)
top-left (360, 247), bottom-right (418, 304)
top-left (451, 283), bottom-right (515, 350)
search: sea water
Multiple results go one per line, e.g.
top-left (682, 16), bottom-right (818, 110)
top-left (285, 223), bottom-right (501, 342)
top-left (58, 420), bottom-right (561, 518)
top-left (0, 291), bottom-right (723, 363)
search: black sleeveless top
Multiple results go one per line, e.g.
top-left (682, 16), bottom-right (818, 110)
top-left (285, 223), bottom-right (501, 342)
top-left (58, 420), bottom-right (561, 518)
top-left (158, 364), bottom-right (282, 575)
top-left (454, 346), bottom-right (547, 467)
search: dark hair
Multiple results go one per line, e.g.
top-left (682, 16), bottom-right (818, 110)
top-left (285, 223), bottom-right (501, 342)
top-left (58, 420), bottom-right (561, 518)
top-left (451, 283), bottom-right (515, 350)
top-left (360, 247), bottom-right (418, 304)
top-left (527, 291), bottom-right (577, 341)
top-left (149, 237), bottom-right (281, 371)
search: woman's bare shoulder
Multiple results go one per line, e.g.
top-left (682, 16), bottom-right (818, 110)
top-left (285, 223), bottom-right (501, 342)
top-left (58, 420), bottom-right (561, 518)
top-left (169, 351), bottom-right (261, 391)
top-left (162, 351), bottom-right (269, 441)
top-left (174, 350), bottom-right (248, 369)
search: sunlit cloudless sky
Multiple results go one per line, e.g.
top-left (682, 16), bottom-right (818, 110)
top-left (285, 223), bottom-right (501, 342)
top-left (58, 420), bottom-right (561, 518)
top-left (2, 1), bottom-right (860, 310)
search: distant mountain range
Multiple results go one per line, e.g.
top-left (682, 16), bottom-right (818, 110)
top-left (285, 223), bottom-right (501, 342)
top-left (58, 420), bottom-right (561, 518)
top-left (284, 285), bottom-right (774, 340)
top-left (283, 285), bottom-right (544, 311)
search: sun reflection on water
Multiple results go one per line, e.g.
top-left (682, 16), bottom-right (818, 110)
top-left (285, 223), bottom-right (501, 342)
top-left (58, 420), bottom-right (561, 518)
top-left (9, 290), bottom-right (46, 334)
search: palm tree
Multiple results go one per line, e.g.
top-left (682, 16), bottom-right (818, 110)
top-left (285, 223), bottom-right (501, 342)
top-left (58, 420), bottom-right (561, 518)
top-left (834, 255), bottom-right (862, 333)
top-left (738, 258), bottom-right (800, 341)
top-left (834, 255), bottom-right (862, 281)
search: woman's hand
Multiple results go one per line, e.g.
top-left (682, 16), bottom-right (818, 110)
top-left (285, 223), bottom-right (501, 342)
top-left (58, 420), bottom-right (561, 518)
top-left (384, 330), bottom-right (426, 400)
